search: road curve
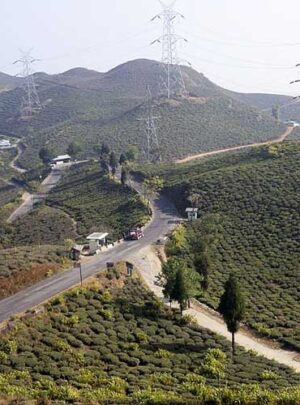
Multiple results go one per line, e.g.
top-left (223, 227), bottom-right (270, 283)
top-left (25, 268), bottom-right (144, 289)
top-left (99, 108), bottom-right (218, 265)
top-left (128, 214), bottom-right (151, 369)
top-left (0, 193), bottom-right (181, 323)
top-left (176, 126), bottom-right (294, 164)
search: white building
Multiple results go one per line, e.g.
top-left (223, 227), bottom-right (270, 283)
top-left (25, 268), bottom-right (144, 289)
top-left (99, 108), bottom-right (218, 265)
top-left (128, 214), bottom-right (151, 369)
top-left (86, 232), bottom-right (109, 254)
top-left (51, 154), bottom-right (71, 165)
top-left (185, 207), bottom-right (198, 221)
top-left (0, 139), bottom-right (11, 148)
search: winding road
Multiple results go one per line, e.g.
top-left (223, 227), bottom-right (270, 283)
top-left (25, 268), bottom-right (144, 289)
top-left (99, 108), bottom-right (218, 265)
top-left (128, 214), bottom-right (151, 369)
top-left (0, 192), bottom-right (181, 322)
top-left (1, 126), bottom-right (300, 372)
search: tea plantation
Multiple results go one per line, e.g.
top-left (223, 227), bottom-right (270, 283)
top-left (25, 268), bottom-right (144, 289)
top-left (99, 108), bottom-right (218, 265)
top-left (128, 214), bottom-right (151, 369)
top-left (138, 142), bottom-right (300, 351)
top-left (0, 269), bottom-right (299, 404)
top-left (46, 161), bottom-right (149, 239)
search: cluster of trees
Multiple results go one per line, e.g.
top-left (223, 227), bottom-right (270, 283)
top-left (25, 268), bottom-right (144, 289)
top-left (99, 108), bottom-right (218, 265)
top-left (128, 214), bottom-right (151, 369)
top-left (39, 141), bottom-right (83, 165)
top-left (160, 222), bottom-right (245, 354)
top-left (95, 142), bottom-right (140, 186)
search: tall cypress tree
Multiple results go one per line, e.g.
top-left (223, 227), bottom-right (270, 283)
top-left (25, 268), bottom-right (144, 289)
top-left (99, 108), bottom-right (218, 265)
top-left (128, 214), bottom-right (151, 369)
top-left (218, 273), bottom-right (245, 355)
top-left (109, 151), bottom-right (118, 176)
top-left (171, 267), bottom-right (189, 315)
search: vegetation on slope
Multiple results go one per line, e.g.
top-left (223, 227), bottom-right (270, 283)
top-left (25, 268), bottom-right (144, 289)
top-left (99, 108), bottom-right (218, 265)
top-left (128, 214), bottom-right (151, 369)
top-left (0, 268), bottom-right (299, 403)
top-left (138, 141), bottom-right (300, 351)
top-left (0, 245), bottom-right (70, 299)
top-left (0, 59), bottom-right (286, 169)
top-left (46, 161), bottom-right (149, 239)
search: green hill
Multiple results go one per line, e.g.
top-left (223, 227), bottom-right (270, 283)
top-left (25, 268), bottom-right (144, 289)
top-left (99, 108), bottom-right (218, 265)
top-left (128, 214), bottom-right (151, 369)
top-left (0, 59), bottom-right (292, 169)
top-left (138, 141), bottom-right (300, 351)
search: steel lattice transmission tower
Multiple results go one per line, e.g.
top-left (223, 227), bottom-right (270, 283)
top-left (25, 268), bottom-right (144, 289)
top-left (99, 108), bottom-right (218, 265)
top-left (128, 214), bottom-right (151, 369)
top-left (139, 86), bottom-right (162, 163)
top-left (14, 50), bottom-right (42, 118)
top-left (151, 1), bottom-right (187, 98)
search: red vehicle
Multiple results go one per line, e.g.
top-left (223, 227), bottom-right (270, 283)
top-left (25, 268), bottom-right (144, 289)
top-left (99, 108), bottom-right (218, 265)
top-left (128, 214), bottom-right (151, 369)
top-left (125, 228), bottom-right (144, 240)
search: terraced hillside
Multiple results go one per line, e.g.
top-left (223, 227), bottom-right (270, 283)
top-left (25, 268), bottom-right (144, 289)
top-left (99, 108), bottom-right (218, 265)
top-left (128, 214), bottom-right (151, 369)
top-left (0, 269), bottom-right (299, 403)
top-left (0, 59), bottom-right (287, 169)
top-left (139, 141), bottom-right (300, 351)
top-left (46, 161), bottom-right (149, 239)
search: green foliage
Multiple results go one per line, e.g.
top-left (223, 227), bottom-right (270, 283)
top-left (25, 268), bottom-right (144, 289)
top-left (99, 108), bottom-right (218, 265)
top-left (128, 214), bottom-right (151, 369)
top-left (46, 161), bottom-right (148, 238)
top-left (0, 276), bottom-right (299, 402)
top-left (218, 273), bottom-right (246, 353)
top-left (121, 166), bottom-right (128, 186)
top-left (125, 144), bottom-right (139, 161)
top-left (202, 348), bottom-right (227, 381)
top-left (148, 141), bottom-right (300, 350)
top-left (66, 141), bottom-right (82, 157)
top-left (39, 147), bottom-right (54, 164)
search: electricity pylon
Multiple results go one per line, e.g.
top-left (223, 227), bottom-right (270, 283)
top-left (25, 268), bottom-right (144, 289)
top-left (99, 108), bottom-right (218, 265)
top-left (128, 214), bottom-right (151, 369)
top-left (14, 50), bottom-right (42, 118)
top-left (138, 86), bottom-right (162, 163)
top-left (151, 0), bottom-right (187, 98)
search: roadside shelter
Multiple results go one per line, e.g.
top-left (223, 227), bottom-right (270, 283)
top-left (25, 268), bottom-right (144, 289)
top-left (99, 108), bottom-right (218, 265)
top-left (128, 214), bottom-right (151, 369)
top-left (86, 232), bottom-right (109, 254)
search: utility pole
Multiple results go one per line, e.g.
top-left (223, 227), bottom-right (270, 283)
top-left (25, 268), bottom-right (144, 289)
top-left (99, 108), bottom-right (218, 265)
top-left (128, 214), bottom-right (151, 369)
top-left (14, 50), bottom-right (42, 118)
top-left (151, 0), bottom-right (187, 98)
top-left (138, 86), bottom-right (162, 163)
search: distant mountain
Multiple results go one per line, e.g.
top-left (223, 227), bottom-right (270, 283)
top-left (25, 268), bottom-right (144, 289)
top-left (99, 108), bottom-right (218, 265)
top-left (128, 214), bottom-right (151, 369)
top-left (0, 72), bottom-right (22, 92)
top-left (0, 59), bottom-right (298, 169)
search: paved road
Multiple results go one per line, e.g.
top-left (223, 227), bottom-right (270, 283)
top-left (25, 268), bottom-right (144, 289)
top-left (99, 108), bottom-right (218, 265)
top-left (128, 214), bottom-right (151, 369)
top-left (0, 193), bottom-right (182, 322)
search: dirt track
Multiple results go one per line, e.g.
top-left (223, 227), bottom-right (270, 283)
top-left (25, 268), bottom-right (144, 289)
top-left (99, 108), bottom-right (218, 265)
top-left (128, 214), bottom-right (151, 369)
top-left (176, 126), bottom-right (294, 164)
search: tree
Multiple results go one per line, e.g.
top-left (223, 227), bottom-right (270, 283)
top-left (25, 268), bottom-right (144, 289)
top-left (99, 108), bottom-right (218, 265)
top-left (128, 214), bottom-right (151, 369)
top-left (194, 251), bottom-right (210, 291)
top-left (125, 145), bottom-right (139, 162)
top-left (272, 104), bottom-right (280, 122)
top-left (67, 141), bottom-right (82, 157)
top-left (39, 147), bottom-right (53, 165)
top-left (121, 166), bottom-right (128, 186)
top-left (119, 153), bottom-right (127, 166)
top-left (100, 159), bottom-right (109, 175)
top-left (171, 267), bottom-right (189, 315)
top-left (109, 151), bottom-right (118, 176)
top-left (187, 192), bottom-right (201, 208)
top-left (158, 257), bottom-right (199, 312)
top-left (218, 273), bottom-right (246, 355)
top-left (100, 142), bottom-right (110, 157)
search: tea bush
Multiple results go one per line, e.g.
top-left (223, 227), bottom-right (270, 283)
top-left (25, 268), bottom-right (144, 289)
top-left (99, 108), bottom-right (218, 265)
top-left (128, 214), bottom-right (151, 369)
top-left (0, 275), bottom-right (299, 402)
top-left (144, 142), bottom-right (300, 350)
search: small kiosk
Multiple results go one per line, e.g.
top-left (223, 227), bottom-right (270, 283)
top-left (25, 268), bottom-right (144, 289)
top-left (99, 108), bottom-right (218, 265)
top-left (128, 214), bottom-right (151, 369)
top-left (185, 207), bottom-right (198, 221)
top-left (86, 232), bottom-right (109, 254)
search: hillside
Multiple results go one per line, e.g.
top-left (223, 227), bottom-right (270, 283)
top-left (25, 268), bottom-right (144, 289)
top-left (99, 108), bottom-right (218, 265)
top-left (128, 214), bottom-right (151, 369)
top-left (137, 141), bottom-right (300, 351)
top-left (0, 72), bottom-right (22, 92)
top-left (0, 160), bottom-right (148, 298)
top-left (0, 269), bottom-right (299, 403)
top-left (0, 59), bottom-right (292, 169)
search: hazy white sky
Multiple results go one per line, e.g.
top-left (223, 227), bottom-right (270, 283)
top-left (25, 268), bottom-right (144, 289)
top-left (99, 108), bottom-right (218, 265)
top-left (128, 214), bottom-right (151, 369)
top-left (1, 0), bottom-right (300, 95)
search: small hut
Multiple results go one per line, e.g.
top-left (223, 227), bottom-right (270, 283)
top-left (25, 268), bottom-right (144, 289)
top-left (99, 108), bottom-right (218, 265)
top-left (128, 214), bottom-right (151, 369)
top-left (86, 232), bottom-right (109, 254)
top-left (185, 207), bottom-right (198, 221)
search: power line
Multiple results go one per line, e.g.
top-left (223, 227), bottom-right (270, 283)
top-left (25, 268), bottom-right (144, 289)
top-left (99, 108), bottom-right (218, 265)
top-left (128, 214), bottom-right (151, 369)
top-left (151, 1), bottom-right (187, 98)
top-left (183, 29), bottom-right (300, 48)
top-left (138, 86), bottom-right (161, 163)
top-left (13, 50), bottom-right (42, 118)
